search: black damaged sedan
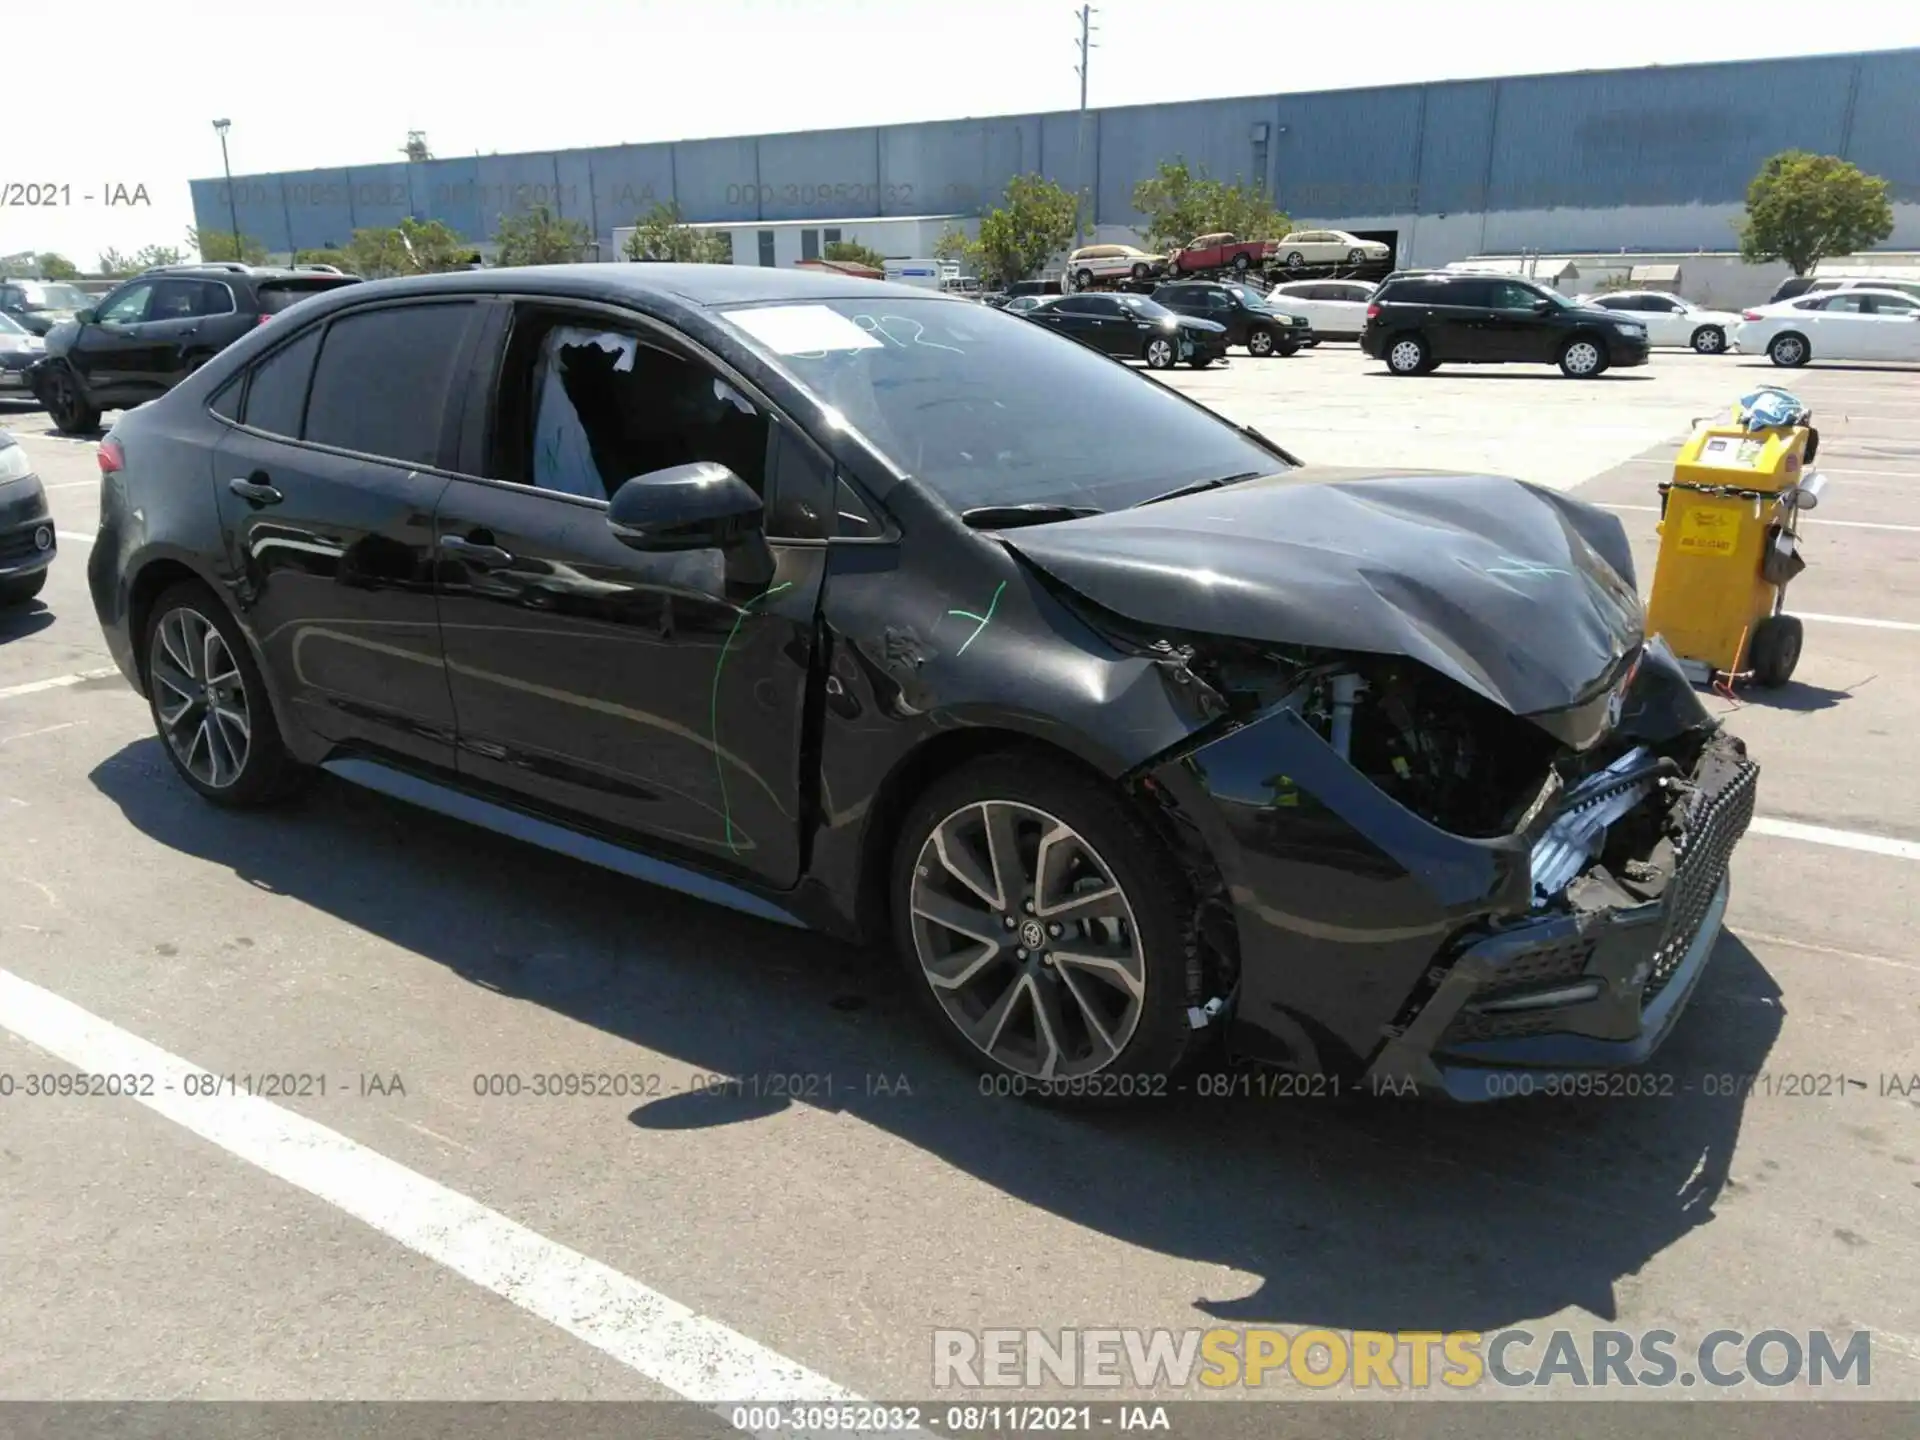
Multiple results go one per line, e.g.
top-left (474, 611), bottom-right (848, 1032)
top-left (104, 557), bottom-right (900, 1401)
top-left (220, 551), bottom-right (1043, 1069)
top-left (85, 265), bottom-right (1754, 1102)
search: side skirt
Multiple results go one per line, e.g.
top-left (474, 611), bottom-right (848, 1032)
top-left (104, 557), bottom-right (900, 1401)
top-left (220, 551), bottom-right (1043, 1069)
top-left (320, 757), bottom-right (809, 931)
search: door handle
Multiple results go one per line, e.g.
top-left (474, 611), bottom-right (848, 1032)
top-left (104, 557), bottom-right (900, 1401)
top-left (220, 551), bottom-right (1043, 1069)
top-left (228, 478), bottom-right (283, 506)
top-left (439, 534), bottom-right (514, 568)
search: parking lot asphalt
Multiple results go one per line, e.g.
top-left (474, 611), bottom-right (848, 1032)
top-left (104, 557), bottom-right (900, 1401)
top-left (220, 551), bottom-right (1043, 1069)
top-left (2, 346), bottom-right (1918, 1417)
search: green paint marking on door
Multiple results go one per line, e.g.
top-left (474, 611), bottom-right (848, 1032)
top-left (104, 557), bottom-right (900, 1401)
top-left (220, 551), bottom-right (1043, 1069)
top-left (948, 580), bottom-right (1006, 656)
top-left (711, 580), bottom-right (794, 855)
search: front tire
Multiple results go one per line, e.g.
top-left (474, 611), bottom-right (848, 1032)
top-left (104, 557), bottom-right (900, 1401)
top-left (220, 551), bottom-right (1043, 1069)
top-left (1131, 263), bottom-right (1151, 281)
top-left (1559, 336), bottom-right (1607, 377)
top-left (1144, 335), bottom-right (1177, 370)
top-left (1347, 248), bottom-right (1366, 265)
top-left (1768, 332), bottom-right (1810, 367)
top-left (1246, 326), bottom-right (1275, 357)
top-left (143, 581), bottom-right (307, 808)
top-left (1690, 325), bottom-right (1726, 354)
top-left (892, 754), bottom-right (1203, 1095)
top-left (1385, 333), bottom-right (1430, 375)
top-left (41, 367), bottom-right (100, 434)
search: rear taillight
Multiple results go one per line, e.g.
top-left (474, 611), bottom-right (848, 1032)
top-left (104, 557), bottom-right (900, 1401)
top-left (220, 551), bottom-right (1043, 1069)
top-left (1366, 303), bottom-right (1381, 319)
top-left (1742, 310), bottom-right (1762, 320)
top-left (98, 437), bottom-right (124, 475)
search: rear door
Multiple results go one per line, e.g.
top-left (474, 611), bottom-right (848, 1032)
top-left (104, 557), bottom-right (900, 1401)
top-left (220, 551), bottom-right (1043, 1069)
top-left (1424, 278), bottom-right (1494, 359)
top-left (1859, 293), bottom-right (1920, 359)
top-left (212, 298), bottom-right (481, 772)
top-left (144, 278), bottom-right (238, 392)
top-left (1811, 293), bottom-right (1878, 358)
top-left (431, 300), bottom-right (827, 888)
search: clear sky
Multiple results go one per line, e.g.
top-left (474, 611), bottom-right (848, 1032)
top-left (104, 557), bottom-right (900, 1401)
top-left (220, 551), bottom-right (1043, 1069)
top-left (5, 0), bottom-right (1916, 268)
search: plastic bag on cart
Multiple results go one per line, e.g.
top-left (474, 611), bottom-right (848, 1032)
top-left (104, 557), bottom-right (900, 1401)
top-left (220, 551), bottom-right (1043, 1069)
top-left (1736, 387), bottom-right (1809, 431)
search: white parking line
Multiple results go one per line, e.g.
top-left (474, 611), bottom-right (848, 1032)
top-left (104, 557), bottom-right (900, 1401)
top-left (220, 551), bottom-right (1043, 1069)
top-left (1749, 818), bottom-right (1920, 863)
top-left (56, 530), bottom-right (94, 544)
top-left (1625, 458), bottom-right (1920, 480)
top-left (1595, 502), bottom-right (1920, 534)
top-left (1793, 611), bottom-right (1920, 632)
top-left (41, 480), bottom-right (100, 492)
top-left (0, 967), bottom-right (861, 1418)
top-left (0, 667), bottom-right (121, 702)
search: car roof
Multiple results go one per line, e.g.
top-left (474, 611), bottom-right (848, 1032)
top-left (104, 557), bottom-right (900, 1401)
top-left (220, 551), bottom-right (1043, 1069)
top-left (1800, 287), bottom-right (1919, 301)
top-left (290, 262), bottom-right (958, 310)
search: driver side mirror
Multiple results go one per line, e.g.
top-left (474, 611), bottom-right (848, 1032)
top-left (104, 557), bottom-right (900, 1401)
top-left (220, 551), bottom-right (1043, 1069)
top-left (607, 462), bottom-right (764, 552)
top-left (1532, 298), bottom-right (1553, 313)
top-left (75, 308), bottom-right (96, 325)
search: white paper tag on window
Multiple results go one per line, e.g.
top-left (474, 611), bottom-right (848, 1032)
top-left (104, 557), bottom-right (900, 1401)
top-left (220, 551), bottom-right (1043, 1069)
top-left (729, 304), bottom-right (883, 354)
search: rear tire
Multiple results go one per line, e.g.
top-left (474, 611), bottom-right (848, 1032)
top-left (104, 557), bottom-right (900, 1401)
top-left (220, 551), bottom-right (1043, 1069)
top-left (1231, 253), bottom-right (1251, 274)
top-left (0, 570), bottom-right (47, 606)
top-left (1074, 268), bottom-right (1094, 291)
top-left (142, 581), bottom-right (309, 808)
top-left (1385, 333), bottom-right (1430, 375)
top-left (1768, 332), bottom-right (1810, 367)
top-left (891, 753), bottom-right (1206, 1101)
top-left (1748, 614), bottom-right (1803, 688)
top-left (1284, 250), bottom-right (1305, 269)
top-left (1690, 325), bottom-right (1726, 354)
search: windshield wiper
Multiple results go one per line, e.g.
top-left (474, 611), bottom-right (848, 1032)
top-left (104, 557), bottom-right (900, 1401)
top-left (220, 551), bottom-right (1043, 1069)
top-left (1135, 471), bottom-right (1267, 507)
top-left (960, 503), bottom-right (1102, 529)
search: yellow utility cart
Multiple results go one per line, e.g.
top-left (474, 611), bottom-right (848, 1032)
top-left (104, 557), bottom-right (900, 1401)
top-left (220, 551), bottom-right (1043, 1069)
top-left (1644, 389), bottom-right (1830, 689)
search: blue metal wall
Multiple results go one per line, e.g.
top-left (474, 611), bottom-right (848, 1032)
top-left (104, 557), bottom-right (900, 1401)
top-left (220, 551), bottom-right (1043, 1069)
top-left (194, 47), bottom-right (1920, 254)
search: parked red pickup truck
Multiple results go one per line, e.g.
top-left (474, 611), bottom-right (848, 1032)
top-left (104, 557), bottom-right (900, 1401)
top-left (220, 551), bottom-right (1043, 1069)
top-left (1165, 233), bottom-right (1280, 276)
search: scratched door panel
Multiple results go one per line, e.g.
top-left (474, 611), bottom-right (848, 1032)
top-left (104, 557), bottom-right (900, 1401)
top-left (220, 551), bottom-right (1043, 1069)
top-left (432, 476), bottom-right (823, 889)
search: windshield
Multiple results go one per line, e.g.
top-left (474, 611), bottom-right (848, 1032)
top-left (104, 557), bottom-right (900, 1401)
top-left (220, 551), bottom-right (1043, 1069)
top-left (717, 298), bottom-right (1283, 513)
top-left (1225, 284), bottom-right (1267, 308)
top-left (0, 311), bottom-right (27, 335)
top-left (33, 284), bottom-right (91, 310)
top-left (1113, 294), bottom-right (1173, 320)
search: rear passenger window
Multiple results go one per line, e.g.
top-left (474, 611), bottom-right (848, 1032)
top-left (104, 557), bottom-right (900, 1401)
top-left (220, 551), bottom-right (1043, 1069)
top-left (304, 303), bottom-right (474, 466)
top-left (241, 327), bottom-right (323, 438)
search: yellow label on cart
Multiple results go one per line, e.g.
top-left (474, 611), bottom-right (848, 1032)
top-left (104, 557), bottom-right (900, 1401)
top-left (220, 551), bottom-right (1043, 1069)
top-left (1675, 506), bottom-right (1740, 556)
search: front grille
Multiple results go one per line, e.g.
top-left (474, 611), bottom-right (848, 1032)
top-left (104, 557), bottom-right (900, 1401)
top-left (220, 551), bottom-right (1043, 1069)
top-left (1442, 1009), bottom-right (1565, 1043)
top-left (0, 527), bottom-right (45, 562)
top-left (1642, 758), bottom-right (1759, 1003)
top-left (1477, 936), bottom-right (1596, 1000)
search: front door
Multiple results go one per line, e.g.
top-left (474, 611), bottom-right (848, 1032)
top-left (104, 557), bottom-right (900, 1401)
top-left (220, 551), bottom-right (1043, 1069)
top-left (1483, 281), bottom-right (1554, 361)
top-left (432, 306), bottom-right (825, 889)
top-left (212, 299), bottom-right (482, 772)
top-left (70, 280), bottom-right (158, 403)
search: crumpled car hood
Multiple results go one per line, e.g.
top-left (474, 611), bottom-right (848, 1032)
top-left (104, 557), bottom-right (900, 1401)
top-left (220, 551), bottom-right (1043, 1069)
top-left (1001, 466), bottom-right (1645, 718)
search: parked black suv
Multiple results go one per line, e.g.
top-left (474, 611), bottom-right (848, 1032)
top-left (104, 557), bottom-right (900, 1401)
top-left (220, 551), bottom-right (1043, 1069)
top-left (1150, 281), bottom-right (1312, 357)
top-left (84, 264), bottom-right (1756, 1103)
top-left (31, 263), bottom-right (360, 432)
top-left (1362, 272), bottom-right (1651, 378)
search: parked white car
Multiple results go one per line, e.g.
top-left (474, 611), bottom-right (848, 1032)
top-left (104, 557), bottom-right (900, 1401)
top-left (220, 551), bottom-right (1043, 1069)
top-left (1065, 244), bottom-right (1167, 287)
top-left (1275, 230), bottom-right (1391, 268)
top-left (1266, 278), bottom-right (1377, 340)
top-left (1733, 288), bottom-right (1920, 367)
top-left (1576, 291), bottom-right (1742, 353)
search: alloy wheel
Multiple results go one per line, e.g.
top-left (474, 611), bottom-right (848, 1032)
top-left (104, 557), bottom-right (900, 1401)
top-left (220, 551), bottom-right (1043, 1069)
top-left (1248, 329), bottom-right (1274, 356)
top-left (1771, 335), bottom-right (1806, 366)
top-left (1145, 337), bottom-right (1174, 368)
top-left (909, 800), bottom-right (1147, 1080)
top-left (1563, 340), bottom-right (1602, 375)
top-left (151, 606), bottom-right (252, 789)
top-left (1692, 327), bottom-right (1725, 354)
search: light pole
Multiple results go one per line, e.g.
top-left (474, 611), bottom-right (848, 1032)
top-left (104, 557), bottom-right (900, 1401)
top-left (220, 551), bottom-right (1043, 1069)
top-left (1073, 7), bottom-right (1098, 252)
top-left (212, 119), bottom-right (240, 262)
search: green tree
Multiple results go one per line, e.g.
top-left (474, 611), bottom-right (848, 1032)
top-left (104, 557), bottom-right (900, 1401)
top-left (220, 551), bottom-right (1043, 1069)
top-left (292, 248), bottom-right (353, 270)
top-left (970, 175), bottom-right (1078, 288)
top-left (343, 217), bottom-right (469, 278)
top-left (494, 204), bottom-right (590, 267)
top-left (823, 239), bottom-right (887, 269)
top-left (188, 226), bottom-right (269, 264)
top-left (1131, 160), bottom-right (1290, 254)
top-left (1738, 150), bottom-right (1895, 276)
top-left (96, 248), bottom-right (140, 278)
top-left (933, 224), bottom-right (977, 268)
top-left (134, 244), bottom-right (185, 270)
top-left (621, 202), bottom-right (731, 263)
top-left (35, 253), bottom-right (80, 281)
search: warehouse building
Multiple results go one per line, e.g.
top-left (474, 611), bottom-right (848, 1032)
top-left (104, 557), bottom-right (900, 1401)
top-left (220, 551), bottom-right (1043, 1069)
top-left (192, 46), bottom-right (1920, 272)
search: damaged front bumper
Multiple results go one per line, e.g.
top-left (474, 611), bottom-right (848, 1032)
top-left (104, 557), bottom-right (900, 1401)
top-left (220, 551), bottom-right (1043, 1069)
top-left (1142, 674), bottom-right (1757, 1101)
